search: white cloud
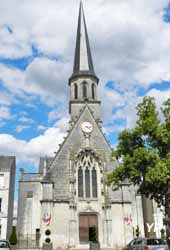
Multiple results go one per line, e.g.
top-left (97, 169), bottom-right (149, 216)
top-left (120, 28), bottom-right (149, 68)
top-left (0, 119), bottom-right (67, 164)
top-left (146, 88), bottom-right (170, 112)
top-left (18, 116), bottom-right (34, 123)
top-left (0, 1), bottom-right (169, 120)
top-left (37, 125), bottom-right (47, 131)
top-left (48, 107), bottom-right (67, 122)
top-left (54, 117), bottom-right (69, 133)
top-left (0, 91), bottom-right (13, 106)
top-left (16, 125), bottom-right (30, 133)
top-left (0, 0), bottom-right (169, 154)
top-left (101, 87), bottom-right (125, 122)
top-left (0, 0), bottom-right (169, 88)
top-left (48, 110), bottom-right (60, 121)
top-left (0, 58), bottom-right (69, 107)
top-left (104, 88), bottom-right (170, 131)
top-left (0, 106), bottom-right (13, 120)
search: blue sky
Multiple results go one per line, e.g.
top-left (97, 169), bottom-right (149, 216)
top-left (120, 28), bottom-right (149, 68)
top-left (0, 0), bottom-right (170, 209)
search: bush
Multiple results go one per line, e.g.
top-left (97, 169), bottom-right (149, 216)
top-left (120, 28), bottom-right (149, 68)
top-left (136, 225), bottom-right (140, 237)
top-left (45, 230), bottom-right (51, 236)
top-left (160, 228), bottom-right (166, 239)
top-left (9, 226), bottom-right (17, 245)
top-left (90, 226), bottom-right (98, 243)
top-left (45, 238), bottom-right (51, 244)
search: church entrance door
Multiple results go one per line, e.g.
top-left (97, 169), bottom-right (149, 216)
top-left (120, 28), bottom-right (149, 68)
top-left (79, 214), bottom-right (98, 243)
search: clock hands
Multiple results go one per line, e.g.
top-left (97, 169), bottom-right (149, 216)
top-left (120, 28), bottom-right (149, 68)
top-left (85, 125), bottom-right (91, 129)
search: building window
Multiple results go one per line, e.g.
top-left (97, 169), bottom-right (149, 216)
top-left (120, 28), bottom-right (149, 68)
top-left (0, 174), bottom-right (4, 188)
top-left (92, 84), bottom-right (95, 99)
top-left (0, 198), bottom-right (2, 212)
top-left (83, 82), bottom-right (87, 98)
top-left (36, 229), bottom-right (40, 247)
top-left (85, 168), bottom-right (90, 198)
top-left (74, 83), bottom-right (78, 99)
top-left (92, 168), bottom-right (97, 197)
top-left (78, 167), bottom-right (83, 197)
top-left (27, 191), bottom-right (33, 198)
top-left (77, 153), bottom-right (99, 199)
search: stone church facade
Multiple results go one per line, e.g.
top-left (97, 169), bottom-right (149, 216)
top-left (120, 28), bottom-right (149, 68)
top-left (17, 2), bottom-right (159, 249)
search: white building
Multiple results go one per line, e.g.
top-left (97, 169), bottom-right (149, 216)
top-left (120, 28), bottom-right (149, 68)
top-left (0, 156), bottom-right (16, 239)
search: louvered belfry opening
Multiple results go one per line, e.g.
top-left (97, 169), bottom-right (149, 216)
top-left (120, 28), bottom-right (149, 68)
top-left (79, 214), bottom-right (98, 243)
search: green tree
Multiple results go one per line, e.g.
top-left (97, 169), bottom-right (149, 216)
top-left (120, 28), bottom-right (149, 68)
top-left (108, 97), bottom-right (170, 246)
top-left (9, 226), bottom-right (17, 245)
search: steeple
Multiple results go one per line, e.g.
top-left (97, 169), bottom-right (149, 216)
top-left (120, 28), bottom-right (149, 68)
top-left (70, 1), bottom-right (98, 83)
top-left (69, 2), bottom-right (101, 122)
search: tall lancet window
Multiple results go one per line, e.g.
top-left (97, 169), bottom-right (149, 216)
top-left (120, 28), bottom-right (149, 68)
top-left (77, 152), bottom-right (99, 199)
top-left (92, 168), bottom-right (97, 197)
top-left (92, 84), bottom-right (95, 100)
top-left (74, 83), bottom-right (78, 99)
top-left (85, 168), bottom-right (90, 197)
top-left (83, 82), bottom-right (87, 99)
top-left (78, 167), bottom-right (83, 197)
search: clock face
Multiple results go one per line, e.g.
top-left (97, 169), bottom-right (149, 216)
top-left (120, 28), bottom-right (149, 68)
top-left (81, 122), bottom-right (93, 133)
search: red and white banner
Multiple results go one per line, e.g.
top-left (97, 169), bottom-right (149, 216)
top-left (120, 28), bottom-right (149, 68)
top-left (124, 214), bottom-right (132, 225)
top-left (42, 212), bottom-right (51, 226)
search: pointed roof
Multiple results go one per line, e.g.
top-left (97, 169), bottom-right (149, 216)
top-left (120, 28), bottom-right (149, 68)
top-left (70, 1), bottom-right (98, 82)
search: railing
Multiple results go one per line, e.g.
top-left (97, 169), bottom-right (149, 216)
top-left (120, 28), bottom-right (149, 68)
top-left (17, 234), bottom-right (40, 249)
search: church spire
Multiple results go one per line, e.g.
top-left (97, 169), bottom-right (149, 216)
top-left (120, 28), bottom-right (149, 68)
top-left (69, 2), bottom-right (101, 121)
top-left (70, 1), bottom-right (98, 82)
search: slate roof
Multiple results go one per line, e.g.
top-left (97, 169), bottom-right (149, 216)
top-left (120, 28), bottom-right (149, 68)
top-left (70, 1), bottom-right (98, 81)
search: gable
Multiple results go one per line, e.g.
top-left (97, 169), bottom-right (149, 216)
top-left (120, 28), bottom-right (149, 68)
top-left (45, 105), bottom-right (116, 198)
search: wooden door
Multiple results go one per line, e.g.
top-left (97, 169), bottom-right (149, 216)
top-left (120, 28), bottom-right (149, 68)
top-left (79, 214), bottom-right (98, 243)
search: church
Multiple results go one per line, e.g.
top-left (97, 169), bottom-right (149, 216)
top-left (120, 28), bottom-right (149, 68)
top-left (17, 2), bottom-right (159, 249)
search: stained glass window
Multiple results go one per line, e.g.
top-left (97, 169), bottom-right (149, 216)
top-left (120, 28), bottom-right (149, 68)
top-left (77, 152), bottom-right (99, 199)
top-left (85, 168), bottom-right (90, 198)
top-left (92, 168), bottom-right (97, 197)
top-left (78, 167), bottom-right (83, 197)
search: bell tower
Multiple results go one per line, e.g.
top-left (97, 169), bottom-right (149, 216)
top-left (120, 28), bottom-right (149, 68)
top-left (69, 1), bottom-right (101, 122)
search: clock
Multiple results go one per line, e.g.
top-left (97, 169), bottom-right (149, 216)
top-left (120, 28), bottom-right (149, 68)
top-left (81, 122), bottom-right (93, 133)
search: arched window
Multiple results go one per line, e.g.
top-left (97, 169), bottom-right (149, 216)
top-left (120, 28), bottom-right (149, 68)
top-left (92, 84), bottom-right (95, 100)
top-left (78, 167), bottom-right (83, 197)
top-left (85, 168), bottom-right (90, 198)
top-left (74, 83), bottom-right (78, 99)
top-left (92, 168), bottom-right (97, 197)
top-left (83, 82), bottom-right (87, 98)
top-left (77, 152), bottom-right (99, 199)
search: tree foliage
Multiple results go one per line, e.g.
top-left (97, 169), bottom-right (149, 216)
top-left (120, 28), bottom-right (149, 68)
top-left (108, 96), bottom-right (170, 241)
